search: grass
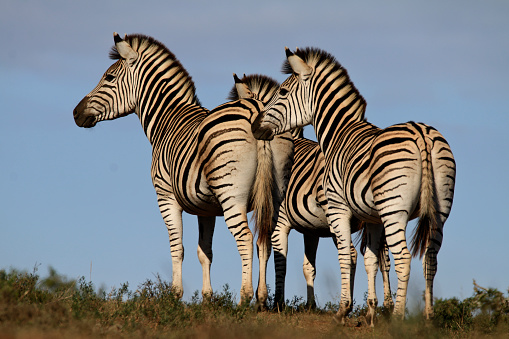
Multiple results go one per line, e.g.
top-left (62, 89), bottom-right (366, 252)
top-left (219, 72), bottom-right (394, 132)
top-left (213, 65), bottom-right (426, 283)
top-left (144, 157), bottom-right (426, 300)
top-left (0, 266), bottom-right (508, 338)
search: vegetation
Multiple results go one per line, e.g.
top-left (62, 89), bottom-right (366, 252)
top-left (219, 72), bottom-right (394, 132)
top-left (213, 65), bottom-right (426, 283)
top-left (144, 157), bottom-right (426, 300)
top-left (0, 266), bottom-right (507, 338)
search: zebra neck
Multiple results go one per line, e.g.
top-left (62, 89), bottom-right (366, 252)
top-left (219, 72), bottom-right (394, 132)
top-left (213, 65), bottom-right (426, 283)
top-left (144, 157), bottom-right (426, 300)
top-left (312, 95), bottom-right (366, 158)
top-left (135, 70), bottom-right (201, 144)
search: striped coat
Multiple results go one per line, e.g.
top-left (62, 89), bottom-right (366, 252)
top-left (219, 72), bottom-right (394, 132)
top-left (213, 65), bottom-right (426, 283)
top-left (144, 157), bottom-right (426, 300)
top-left (252, 47), bottom-right (455, 322)
top-left (231, 74), bottom-right (392, 320)
top-left (73, 33), bottom-right (294, 305)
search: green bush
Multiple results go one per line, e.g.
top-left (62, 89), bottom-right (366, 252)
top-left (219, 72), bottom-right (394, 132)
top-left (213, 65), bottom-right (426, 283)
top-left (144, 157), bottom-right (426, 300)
top-left (433, 296), bottom-right (476, 331)
top-left (433, 280), bottom-right (509, 335)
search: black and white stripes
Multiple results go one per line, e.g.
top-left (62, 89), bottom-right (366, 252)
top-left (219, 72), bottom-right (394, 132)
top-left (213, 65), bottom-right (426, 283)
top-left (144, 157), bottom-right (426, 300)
top-left (253, 47), bottom-right (456, 322)
top-left (232, 74), bottom-right (392, 323)
top-left (74, 34), bottom-right (456, 323)
top-left (74, 33), bottom-right (293, 306)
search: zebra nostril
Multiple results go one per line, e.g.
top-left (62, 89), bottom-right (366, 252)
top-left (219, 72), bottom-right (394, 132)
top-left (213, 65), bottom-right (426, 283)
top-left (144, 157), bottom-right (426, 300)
top-left (74, 96), bottom-right (89, 120)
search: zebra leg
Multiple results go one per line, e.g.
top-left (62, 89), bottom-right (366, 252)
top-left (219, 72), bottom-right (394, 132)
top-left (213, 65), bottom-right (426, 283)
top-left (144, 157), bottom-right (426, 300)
top-left (197, 215), bottom-right (215, 300)
top-left (327, 202), bottom-right (354, 324)
top-left (422, 216), bottom-right (444, 320)
top-left (331, 235), bottom-right (358, 307)
top-left (350, 241), bottom-right (358, 302)
top-left (332, 220), bottom-right (354, 324)
top-left (363, 224), bottom-right (384, 327)
top-left (256, 235), bottom-right (271, 311)
top-left (382, 215), bottom-right (411, 319)
top-left (380, 239), bottom-right (394, 313)
top-left (156, 191), bottom-right (185, 298)
top-left (422, 127), bottom-right (454, 320)
top-left (272, 204), bottom-right (291, 311)
top-left (223, 207), bottom-right (254, 304)
top-left (303, 234), bottom-right (319, 309)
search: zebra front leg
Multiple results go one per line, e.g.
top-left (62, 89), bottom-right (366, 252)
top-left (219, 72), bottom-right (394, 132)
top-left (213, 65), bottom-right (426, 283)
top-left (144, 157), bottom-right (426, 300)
top-left (272, 206), bottom-right (291, 311)
top-left (303, 234), bottom-right (320, 309)
top-left (156, 191), bottom-right (185, 298)
top-left (197, 216), bottom-right (215, 300)
top-left (363, 224), bottom-right (384, 327)
top-left (256, 235), bottom-right (271, 311)
top-left (328, 213), bottom-right (354, 324)
top-left (331, 235), bottom-right (358, 307)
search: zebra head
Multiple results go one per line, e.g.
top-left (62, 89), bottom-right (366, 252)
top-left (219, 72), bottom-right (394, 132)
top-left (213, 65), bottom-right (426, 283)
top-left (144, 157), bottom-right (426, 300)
top-left (252, 47), bottom-right (313, 140)
top-left (73, 33), bottom-right (139, 128)
top-left (231, 73), bottom-right (304, 139)
top-left (228, 73), bottom-right (280, 102)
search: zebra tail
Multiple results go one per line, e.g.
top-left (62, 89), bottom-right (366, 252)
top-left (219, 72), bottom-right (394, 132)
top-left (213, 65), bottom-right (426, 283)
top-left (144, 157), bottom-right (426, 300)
top-left (410, 133), bottom-right (438, 258)
top-left (356, 220), bottom-right (367, 256)
top-left (251, 140), bottom-right (275, 245)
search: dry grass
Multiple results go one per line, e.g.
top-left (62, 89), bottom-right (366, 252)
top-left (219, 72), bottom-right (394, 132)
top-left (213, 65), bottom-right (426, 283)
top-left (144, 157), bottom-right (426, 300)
top-left (0, 267), bottom-right (507, 339)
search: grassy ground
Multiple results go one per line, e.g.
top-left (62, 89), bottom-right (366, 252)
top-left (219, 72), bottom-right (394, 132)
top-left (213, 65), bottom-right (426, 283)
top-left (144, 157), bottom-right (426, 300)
top-left (0, 267), bottom-right (508, 338)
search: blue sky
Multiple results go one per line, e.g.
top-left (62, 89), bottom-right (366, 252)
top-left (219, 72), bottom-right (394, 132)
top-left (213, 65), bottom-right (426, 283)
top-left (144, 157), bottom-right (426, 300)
top-left (1, 0), bottom-right (508, 310)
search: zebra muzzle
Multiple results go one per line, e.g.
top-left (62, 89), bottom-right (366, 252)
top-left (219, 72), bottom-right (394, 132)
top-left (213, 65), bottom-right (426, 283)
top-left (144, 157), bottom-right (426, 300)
top-left (73, 97), bottom-right (97, 128)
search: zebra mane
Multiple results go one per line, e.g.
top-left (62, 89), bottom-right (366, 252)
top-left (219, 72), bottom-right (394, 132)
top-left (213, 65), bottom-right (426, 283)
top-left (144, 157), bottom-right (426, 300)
top-left (227, 74), bottom-right (280, 103)
top-left (281, 47), bottom-right (338, 75)
top-left (282, 47), bottom-right (367, 120)
top-left (109, 34), bottom-right (201, 106)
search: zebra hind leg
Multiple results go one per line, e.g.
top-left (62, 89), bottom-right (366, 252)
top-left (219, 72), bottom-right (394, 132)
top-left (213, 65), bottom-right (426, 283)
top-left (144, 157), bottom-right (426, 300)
top-left (350, 241), bottom-right (358, 302)
top-left (380, 238), bottom-right (394, 314)
top-left (363, 224), bottom-right (384, 327)
top-left (423, 125), bottom-right (455, 320)
top-left (197, 215), bottom-right (215, 301)
top-left (303, 234), bottom-right (320, 310)
top-left (382, 216), bottom-right (411, 319)
top-left (223, 206), bottom-right (254, 305)
top-left (271, 206), bottom-right (291, 311)
top-left (422, 216), bottom-right (444, 320)
top-left (256, 235), bottom-right (271, 311)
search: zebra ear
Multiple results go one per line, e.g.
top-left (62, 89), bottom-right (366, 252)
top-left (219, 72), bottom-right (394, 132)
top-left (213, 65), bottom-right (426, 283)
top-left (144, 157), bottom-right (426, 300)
top-left (286, 47), bottom-right (312, 80)
top-left (114, 32), bottom-right (138, 66)
top-left (233, 73), bottom-right (254, 99)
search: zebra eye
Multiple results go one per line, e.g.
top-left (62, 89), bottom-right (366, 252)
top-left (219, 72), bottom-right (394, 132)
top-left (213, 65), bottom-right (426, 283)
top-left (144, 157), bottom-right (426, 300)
top-left (104, 74), bottom-right (116, 82)
top-left (279, 88), bottom-right (289, 96)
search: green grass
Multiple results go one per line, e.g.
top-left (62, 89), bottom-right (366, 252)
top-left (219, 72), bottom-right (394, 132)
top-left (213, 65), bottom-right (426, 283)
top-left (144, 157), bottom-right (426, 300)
top-left (0, 266), bottom-right (507, 338)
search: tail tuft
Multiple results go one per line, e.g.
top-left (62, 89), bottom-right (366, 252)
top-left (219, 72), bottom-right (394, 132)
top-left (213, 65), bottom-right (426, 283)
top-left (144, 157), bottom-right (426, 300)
top-left (251, 140), bottom-right (275, 245)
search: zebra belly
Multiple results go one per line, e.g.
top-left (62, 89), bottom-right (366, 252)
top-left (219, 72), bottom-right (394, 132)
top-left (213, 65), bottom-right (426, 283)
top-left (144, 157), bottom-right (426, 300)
top-left (288, 203), bottom-right (331, 237)
top-left (344, 175), bottom-right (382, 224)
top-left (176, 188), bottom-right (223, 217)
top-left (285, 179), bottom-right (331, 237)
top-left (156, 164), bottom-right (224, 217)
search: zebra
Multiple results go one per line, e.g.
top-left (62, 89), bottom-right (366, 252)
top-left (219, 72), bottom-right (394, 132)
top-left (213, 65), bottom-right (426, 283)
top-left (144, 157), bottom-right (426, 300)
top-left (230, 74), bottom-right (393, 323)
top-left (252, 47), bottom-right (456, 322)
top-left (73, 33), bottom-right (294, 306)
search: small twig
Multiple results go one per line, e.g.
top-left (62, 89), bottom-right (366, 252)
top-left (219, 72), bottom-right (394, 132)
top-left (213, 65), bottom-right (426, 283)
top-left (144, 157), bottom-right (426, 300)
top-left (473, 279), bottom-right (488, 293)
